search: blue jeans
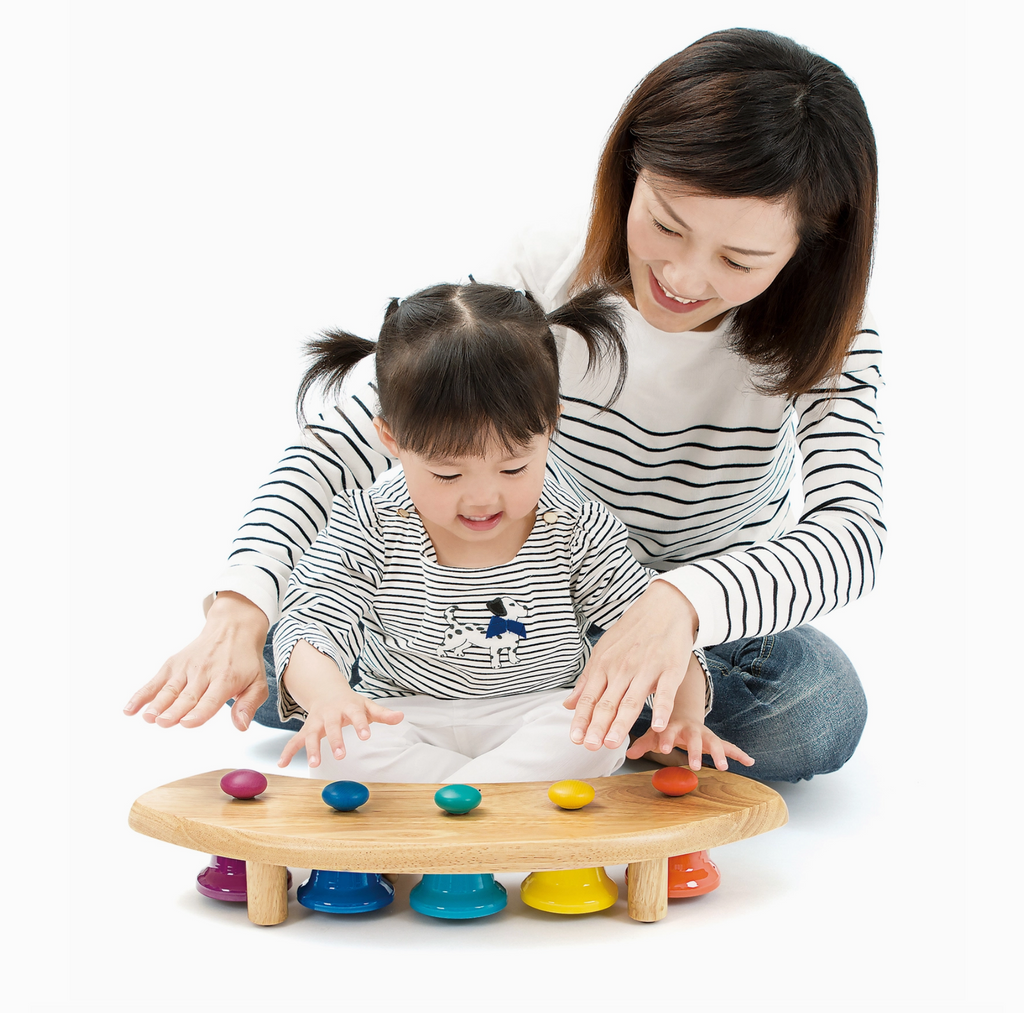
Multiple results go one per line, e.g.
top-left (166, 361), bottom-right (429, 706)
top-left (254, 624), bottom-right (866, 784)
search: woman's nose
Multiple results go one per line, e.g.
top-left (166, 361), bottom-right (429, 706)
top-left (662, 255), bottom-right (711, 300)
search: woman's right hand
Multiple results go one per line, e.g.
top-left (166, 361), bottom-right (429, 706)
top-left (123, 591), bottom-right (270, 731)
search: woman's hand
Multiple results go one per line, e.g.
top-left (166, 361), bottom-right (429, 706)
top-left (564, 579), bottom-right (699, 750)
top-left (123, 591), bottom-right (270, 731)
top-left (276, 640), bottom-right (404, 768)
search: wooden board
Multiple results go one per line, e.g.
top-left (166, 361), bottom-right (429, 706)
top-left (129, 768), bottom-right (788, 874)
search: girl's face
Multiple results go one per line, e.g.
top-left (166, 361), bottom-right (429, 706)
top-left (626, 172), bottom-right (801, 333)
top-left (374, 420), bottom-right (551, 568)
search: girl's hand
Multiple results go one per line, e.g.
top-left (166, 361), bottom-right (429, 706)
top-left (277, 691), bottom-right (405, 769)
top-left (564, 580), bottom-right (699, 751)
top-left (624, 652), bottom-right (753, 771)
top-left (626, 718), bottom-right (754, 772)
top-left (276, 640), bottom-right (404, 768)
top-left (123, 592), bottom-right (270, 731)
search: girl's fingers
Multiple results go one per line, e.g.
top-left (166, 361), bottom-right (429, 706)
top-left (305, 727), bottom-right (324, 768)
top-left (325, 715), bottom-right (347, 759)
top-left (684, 730), bottom-right (704, 771)
top-left (278, 731), bottom-right (305, 767)
top-left (345, 706), bottom-right (372, 741)
top-left (625, 729), bottom-right (656, 759)
top-left (707, 737), bottom-right (729, 771)
top-left (368, 704), bottom-right (404, 726)
top-left (725, 740), bottom-right (755, 766)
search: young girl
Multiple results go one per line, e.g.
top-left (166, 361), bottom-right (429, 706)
top-left (273, 281), bottom-right (752, 782)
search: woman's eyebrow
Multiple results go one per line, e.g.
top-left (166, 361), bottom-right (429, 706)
top-left (654, 194), bottom-right (776, 257)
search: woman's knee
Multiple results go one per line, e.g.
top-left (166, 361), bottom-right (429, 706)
top-left (709, 626), bottom-right (867, 780)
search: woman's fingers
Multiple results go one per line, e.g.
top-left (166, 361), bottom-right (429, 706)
top-left (124, 661), bottom-right (175, 715)
top-left (568, 671), bottom-right (609, 745)
top-left (143, 672), bottom-right (195, 725)
top-left (228, 675), bottom-right (270, 732)
top-left (562, 673), bottom-right (588, 710)
top-left (649, 666), bottom-right (687, 733)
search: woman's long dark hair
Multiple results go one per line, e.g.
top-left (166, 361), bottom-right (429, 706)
top-left (575, 28), bottom-right (877, 398)
top-left (298, 283), bottom-right (626, 458)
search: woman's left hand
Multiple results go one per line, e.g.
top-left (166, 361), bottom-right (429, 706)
top-left (564, 579), bottom-right (699, 750)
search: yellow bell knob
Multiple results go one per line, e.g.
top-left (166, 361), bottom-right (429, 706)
top-left (547, 779), bottom-right (595, 810)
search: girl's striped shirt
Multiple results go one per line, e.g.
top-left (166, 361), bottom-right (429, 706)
top-left (272, 466), bottom-right (661, 719)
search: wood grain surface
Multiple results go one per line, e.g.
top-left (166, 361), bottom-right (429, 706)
top-left (130, 769), bottom-right (787, 874)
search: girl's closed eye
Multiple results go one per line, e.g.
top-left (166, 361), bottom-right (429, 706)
top-left (502, 466), bottom-right (529, 476)
top-left (431, 472), bottom-right (461, 484)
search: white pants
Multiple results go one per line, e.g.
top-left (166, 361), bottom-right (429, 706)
top-left (312, 688), bottom-right (627, 784)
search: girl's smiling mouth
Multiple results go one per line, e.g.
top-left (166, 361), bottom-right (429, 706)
top-left (458, 512), bottom-right (504, 531)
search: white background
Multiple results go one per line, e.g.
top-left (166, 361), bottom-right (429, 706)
top-left (4, 1), bottom-right (1016, 1010)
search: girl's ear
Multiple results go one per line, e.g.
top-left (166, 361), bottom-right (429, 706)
top-left (373, 417), bottom-right (400, 456)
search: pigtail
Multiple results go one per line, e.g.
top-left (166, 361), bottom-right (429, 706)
top-left (296, 328), bottom-right (378, 424)
top-left (546, 286), bottom-right (628, 407)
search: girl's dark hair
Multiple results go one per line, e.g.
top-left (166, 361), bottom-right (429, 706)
top-left (575, 28), bottom-right (877, 398)
top-left (298, 283), bottom-right (626, 458)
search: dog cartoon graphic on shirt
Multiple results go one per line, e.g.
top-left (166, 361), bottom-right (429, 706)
top-left (435, 597), bottom-right (529, 668)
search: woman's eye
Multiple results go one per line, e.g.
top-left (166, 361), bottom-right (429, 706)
top-left (724, 258), bottom-right (752, 274)
top-left (431, 473), bottom-right (460, 483)
top-left (652, 217), bottom-right (677, 236)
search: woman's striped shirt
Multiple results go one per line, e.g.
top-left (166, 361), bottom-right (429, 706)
top-left (214, 233), bottom-right (885, 651)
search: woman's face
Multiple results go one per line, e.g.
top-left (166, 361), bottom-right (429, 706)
top-left (626, 172), bottom-right (801, 333)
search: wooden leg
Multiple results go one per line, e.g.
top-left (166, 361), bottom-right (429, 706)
top-left (627, 858), bottom-right (668, 922)
top-left (246, 862), bottom-right (289, 926)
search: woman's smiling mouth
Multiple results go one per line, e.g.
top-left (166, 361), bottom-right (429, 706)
top-left (648, 268), bottom-right (712, 313)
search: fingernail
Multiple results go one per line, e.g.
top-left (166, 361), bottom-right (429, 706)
top-left (239, 712), bottom-right (250, 729)
top-left (585, 735), bottom-right (600, 746)
top-left (571, 730), bottom-right (584, 744)
top-left (605, 734), bottom-right (620, 746)
top-left (123, 701), bottom-right (134, 712)
top-left (143, 707), bottom-right (159, 718)
top-left (335, 748), bottom-right (343, 757)
top-left (652, 721), bottom-right (665, 732)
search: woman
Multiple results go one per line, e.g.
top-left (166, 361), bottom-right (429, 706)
top-left (126, 28), bottom-right (881, 783)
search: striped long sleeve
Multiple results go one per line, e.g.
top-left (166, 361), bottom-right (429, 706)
top-left (211, 354), bottom-right (392, 623)
top-left (660, 333), bottom-right (885, 646)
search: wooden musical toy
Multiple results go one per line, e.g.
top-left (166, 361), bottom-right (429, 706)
top-left (433, 784), bottom-right (482, 815)
top-left (322, 780), bottom-right (370, 812)
top-left (129, 768), bottom-right (787, 925)
top-left (651, 766), bottom-right (699, 796)
top-left (220, 769), bottom-right (268, 799)
top-left (547, 779), bottom-right (595, 810)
